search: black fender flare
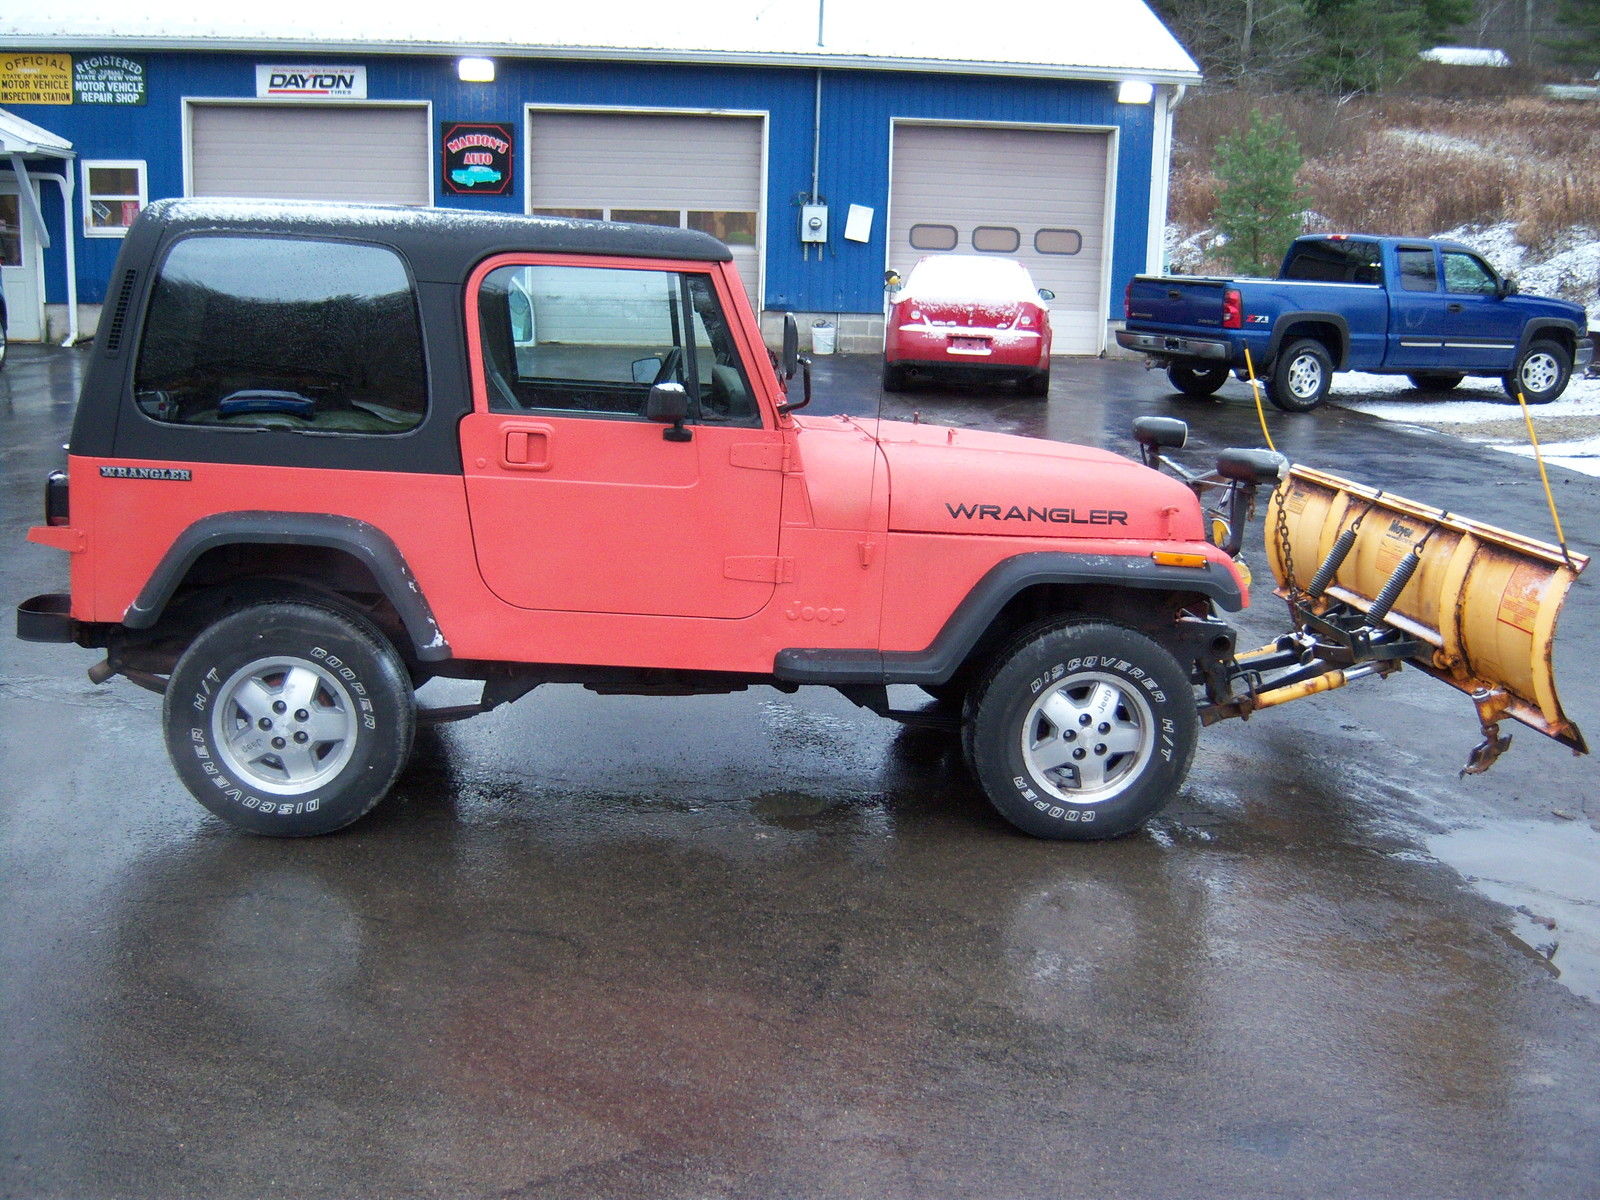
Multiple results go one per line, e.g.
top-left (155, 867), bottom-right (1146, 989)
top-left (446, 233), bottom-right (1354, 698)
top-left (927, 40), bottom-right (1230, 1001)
top-left (1267, 312), bottom-right (1351, 370)
top-left (773, 551), bottom-right (1243, 686)
top-left (122, 511), bottom-right (451, 662)
top-left (1514, 318), bottom-right (1585, 362)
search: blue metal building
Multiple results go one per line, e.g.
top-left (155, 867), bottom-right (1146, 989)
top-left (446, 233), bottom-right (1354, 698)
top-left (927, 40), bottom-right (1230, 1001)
top-left (0, 2), bottom-right (1199, 353)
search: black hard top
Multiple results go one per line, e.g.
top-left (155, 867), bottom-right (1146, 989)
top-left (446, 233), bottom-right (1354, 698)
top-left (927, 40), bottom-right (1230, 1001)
top-left (133, 197), bottom-right (733, 281)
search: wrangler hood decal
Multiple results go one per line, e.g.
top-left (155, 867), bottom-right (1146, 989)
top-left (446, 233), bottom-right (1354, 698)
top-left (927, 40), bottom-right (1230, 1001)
top-left (871, 419), bottom-right (1205, 542)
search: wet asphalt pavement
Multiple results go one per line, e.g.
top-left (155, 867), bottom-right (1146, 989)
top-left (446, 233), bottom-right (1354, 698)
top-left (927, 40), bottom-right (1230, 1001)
top-left (3, 345), bottom-right (1598, 1199)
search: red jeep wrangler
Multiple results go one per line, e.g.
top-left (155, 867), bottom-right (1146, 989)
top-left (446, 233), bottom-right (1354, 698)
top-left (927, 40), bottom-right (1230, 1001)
top-left (18, 199), bottom-right (1290, 840)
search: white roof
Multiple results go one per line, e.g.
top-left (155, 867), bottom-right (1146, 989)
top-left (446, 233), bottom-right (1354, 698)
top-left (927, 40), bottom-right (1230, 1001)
top-left (0, 0), bottom-right (1201, 82)
top-left (1421, 46), bottom-right (1511, 67)
top-left (0, 106), bottom-right (73, 156)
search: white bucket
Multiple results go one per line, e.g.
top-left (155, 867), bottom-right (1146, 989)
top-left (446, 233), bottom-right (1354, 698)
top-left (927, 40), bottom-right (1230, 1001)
top-left (811, 321), bottom-right (836, 355)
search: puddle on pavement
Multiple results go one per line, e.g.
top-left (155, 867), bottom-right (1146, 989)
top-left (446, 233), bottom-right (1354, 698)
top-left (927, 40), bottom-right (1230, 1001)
top-left (1427, 817), bottom-right (1600, 1003)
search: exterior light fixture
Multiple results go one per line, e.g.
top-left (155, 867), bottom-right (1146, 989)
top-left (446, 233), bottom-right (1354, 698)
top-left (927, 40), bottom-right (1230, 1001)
top-left (458, 57), bottom-right (496, 83)
top-left (1117, 80), bottom-right (1154, 104)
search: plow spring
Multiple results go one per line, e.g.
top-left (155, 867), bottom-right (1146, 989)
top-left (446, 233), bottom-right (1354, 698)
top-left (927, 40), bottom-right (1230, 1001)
top-left (1201, 465), bottom-right (1588, 774)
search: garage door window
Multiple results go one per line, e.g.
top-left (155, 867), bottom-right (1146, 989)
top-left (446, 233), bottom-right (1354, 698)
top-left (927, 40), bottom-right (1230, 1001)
top-left (477, 264), bottom-right (757, 425)
top-left (909, 224), bottom-right (958, 251)
top-left (972, 226), bottom-right (1020, 253)
top-left (1035, 229), bottom-right (1083, 255)
top-left (687, 211), bottom-right (757, 246)
top-left (529, 207), bottom-right (604, 220)
top-left (134, 235), bottom-right (426, 434)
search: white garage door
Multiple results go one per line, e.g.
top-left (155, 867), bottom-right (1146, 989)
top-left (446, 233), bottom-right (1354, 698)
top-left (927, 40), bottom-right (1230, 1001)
top-left (526, 110), bottom-right (764, 310)
top-left (889, 123), bottom-right (1111, 355)
top-left (189, 104), bottom-right (431, 205)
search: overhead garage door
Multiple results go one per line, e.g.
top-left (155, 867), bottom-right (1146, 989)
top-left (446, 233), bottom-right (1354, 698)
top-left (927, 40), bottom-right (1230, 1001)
top-left (527, 111), bottom-right (764, 310)
top-left (889, 124), bottom-right (1110, 355)
top-left (190, 104), bottom-right (431, 205)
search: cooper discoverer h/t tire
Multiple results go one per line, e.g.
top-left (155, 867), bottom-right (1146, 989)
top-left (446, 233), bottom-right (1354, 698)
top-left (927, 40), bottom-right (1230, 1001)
top-left (163, 601), bottom-right (416, 836)
top-left (965, 620), bottom-right (1198, 840)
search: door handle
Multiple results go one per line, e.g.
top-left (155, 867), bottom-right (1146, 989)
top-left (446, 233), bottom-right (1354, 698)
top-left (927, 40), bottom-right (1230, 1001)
top-left (1447, 303), bottom-right (1463, 313)
top-left (501, 424), bottom-right (552, 470)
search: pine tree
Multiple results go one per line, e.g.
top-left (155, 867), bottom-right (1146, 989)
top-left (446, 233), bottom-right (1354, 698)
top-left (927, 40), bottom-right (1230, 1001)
top-left (1547, 0), bottom-right (1600, 71)
top-left (1212, 110), bottom-right (1307, 277)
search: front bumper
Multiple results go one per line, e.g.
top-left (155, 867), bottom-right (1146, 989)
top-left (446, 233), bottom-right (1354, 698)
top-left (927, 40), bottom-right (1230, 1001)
top-left (1115, 329), bottom-right (1233, 363)
top-left (1575, 335), bottom-right (1594, 373)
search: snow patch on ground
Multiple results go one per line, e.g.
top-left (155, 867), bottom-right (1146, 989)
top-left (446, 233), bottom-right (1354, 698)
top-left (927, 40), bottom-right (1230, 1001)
top-left (1328, 370), bottom-right (1600, 477)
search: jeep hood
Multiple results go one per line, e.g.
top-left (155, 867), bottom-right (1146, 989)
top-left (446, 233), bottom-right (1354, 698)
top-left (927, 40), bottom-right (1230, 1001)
top-left (857, 418), bottom-right (1207, 542)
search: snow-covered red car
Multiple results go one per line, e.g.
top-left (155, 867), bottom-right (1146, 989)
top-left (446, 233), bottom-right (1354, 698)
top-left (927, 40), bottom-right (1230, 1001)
top-left (882, 256), bottom-right (1055, 396)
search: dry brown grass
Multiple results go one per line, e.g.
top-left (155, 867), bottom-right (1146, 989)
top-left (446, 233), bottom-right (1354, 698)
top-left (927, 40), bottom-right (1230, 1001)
top-left (1170, 91), bottom-right (1600, 254)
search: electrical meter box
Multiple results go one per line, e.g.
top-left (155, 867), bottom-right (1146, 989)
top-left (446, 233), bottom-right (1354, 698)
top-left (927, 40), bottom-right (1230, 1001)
top-left (800, 204), bottom-right (828, 243)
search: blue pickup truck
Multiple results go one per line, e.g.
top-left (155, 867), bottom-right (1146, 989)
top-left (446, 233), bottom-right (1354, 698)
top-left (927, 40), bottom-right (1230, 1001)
top-left (1116, 234), bottom-right (1593, 411)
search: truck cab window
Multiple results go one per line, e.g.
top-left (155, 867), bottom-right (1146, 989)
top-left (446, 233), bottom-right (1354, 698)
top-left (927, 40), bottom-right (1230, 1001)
top-left (1442, 252), bottom-right (1498, 296)
top-left (1397, 249), bottom-right (1438, 293)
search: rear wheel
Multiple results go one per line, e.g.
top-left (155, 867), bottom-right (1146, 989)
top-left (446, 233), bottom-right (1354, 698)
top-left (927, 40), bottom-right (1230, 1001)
top-left (1166, 362), bottom-right (1230, 397)
top-left (1408, 371), bottom-right (1464, 392)
top-left (965, 621), bottom-right (1198, 840)
top-left (1019, 368), bottom-right (1050, 398)
top-left (1266, 339), bottom-right (1332, 412)
top-left (882, 362), bottom-right (910, 393)
top-left (1503, 340), bottom-right (1571, 404)
top-left (164, 600), bottom-right (416, 836)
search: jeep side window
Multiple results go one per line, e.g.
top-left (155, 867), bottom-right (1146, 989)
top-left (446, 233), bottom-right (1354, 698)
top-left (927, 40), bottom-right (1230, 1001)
top-left (477, 264), bottom-right (757, 425)
top-left (134, 235), bottom-right (426, 434)
top-left (1442, 251), bottom-right (1498, 296)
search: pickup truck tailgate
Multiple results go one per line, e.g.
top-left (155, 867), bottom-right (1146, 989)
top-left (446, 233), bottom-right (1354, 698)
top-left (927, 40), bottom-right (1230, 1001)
top-left (1126, 275), bottom-right (1227, 329)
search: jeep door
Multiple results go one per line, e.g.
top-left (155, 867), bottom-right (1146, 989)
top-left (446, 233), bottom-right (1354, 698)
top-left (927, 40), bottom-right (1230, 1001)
top-left (460, 257), bottom-right (785, 619)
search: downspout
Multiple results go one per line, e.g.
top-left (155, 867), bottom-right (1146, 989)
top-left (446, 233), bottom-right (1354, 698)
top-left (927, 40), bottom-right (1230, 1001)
top-left (1147, 84), bottom-right (1187, 275)
top-left (7, 154), bottom-right (80, 346)
top-left (34, 167), bottom-right (80, 347)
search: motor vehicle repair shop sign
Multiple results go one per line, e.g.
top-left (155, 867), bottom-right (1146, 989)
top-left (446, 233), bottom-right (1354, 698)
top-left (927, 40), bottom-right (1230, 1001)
top-left (0, 54), bottom-right (147, 104)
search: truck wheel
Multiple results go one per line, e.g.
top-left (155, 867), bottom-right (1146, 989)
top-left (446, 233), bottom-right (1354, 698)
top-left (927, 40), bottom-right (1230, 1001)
top-left (1407, 372), bottom-right (1464, 392)
top-left (1503, 340), bottom-right (1571, 404)
top-left (1166, 363), bottom-right (1230, 397)
top-left (163, 601), bottom-right (416, 836)
top-left (882, 362), bottom-right (910, 393)
top-left (965, 621), bottom-right (1198, 840)
top-left (1266, 339), bottom-right (1332, 412)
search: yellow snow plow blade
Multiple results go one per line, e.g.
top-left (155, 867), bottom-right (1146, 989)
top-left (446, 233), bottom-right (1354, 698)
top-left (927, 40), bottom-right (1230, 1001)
top-left (1265, 465), bottom-right (1588, 756)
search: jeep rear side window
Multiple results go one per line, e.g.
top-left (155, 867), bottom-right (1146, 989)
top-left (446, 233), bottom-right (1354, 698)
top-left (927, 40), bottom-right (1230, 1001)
top-left (134, 236), bottom-right (426, 434)
top-left (477, 264), bottom-right (758, 425)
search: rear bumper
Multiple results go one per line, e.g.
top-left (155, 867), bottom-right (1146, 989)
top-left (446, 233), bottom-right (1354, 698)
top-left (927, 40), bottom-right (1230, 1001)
top-left (1116, 329), bottom-right (1233, 363)
top-left (16, 593), bottom-right (77, 643)
top-left (887, 325), bottom-right (1045, 370)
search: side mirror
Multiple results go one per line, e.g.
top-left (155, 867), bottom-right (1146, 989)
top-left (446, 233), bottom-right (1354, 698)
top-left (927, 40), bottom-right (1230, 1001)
top-left (1497, 275), bottom-right (1519, 298)
top-left (646, 381), bottom-right (692, 442)
top-left (781, 313), bottom-right (800, 380)
top-left (1037, 288), bottom-right (1056, 301)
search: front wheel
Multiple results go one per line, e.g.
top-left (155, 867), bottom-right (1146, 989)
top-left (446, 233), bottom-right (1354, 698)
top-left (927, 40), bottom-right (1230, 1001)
top-left (1266, 339), bottom-right (1333, 412)
top-left (965, 621), bottom-right (1198, 840)
top-left (164, 600), bottom-right (416, 836)
top-left (1503, 340), bottom-right (1571, 404)
top-left (1166, 362), bottom-right (1230, 397)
